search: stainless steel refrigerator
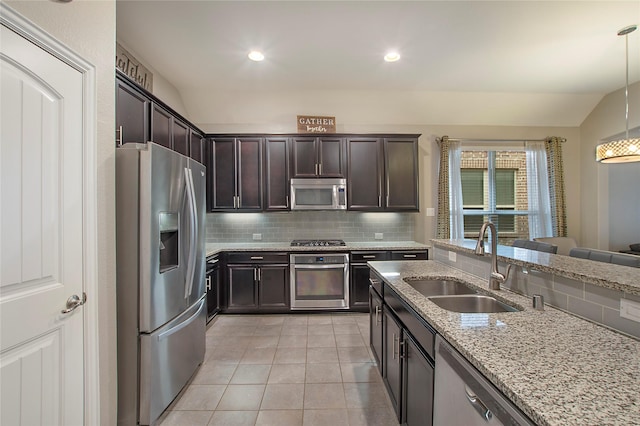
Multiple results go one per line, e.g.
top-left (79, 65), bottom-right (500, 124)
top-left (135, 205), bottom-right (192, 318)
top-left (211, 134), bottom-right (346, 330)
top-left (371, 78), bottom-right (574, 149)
top-left (116, 142), bottom-right (206, 425)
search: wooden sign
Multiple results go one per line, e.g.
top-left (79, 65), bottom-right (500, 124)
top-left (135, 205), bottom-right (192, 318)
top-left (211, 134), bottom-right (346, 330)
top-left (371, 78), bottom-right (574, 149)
top-left (116, 42), bottom-right (153, 92)
top-left (297, 115), bottom-right (336, 133)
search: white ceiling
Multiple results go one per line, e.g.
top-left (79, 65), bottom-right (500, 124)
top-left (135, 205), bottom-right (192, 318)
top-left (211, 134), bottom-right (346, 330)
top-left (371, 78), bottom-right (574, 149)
top-left (116, 0), bottom-right (640, 127)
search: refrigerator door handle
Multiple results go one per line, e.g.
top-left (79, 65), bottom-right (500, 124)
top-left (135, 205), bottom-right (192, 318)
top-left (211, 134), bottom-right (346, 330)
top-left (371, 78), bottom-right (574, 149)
top-left (184, 167), bottom-right (198, 299)
top-left (157, 297), bottom-right (205, 341)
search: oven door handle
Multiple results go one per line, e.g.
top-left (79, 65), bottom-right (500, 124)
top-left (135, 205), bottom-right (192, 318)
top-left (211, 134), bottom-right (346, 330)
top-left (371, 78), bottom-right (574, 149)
top-left (292, 264), bottom-right (347, 270)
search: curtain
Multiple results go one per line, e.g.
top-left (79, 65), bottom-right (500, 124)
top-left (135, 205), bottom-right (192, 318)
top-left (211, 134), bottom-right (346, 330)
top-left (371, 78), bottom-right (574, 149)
top-left (437, 136), bottom-right (464, 239)
top-left (525, 141), bottom-right (553, 238)
top-left (545, 137), bottom-right (567, 237)
top-left (436, 136), bottom-right (451, 238)
top-left (448, 141), bottom-right (464, 239)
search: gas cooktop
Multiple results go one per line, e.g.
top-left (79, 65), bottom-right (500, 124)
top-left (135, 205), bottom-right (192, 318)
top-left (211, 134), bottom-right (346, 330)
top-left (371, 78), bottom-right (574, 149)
top-left (290, 239), bottom-right (346, 247)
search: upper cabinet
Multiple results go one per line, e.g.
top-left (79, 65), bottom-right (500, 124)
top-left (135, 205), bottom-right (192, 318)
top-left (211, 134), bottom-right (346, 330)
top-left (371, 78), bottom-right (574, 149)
top-left (116, 77), bottom-right (149, 145)
top-left (347, 136), bottom-right (419, 211)
top-left (291, 136), bottom-right (345, 178)
top-left (385, 137), bottom-right (419, 210)
top-left (207, 137), bottom-right (263, 212)
top-left (264, 137), bottom-right (290, 211)
top-left (115, 71), bottom-right (205, 163)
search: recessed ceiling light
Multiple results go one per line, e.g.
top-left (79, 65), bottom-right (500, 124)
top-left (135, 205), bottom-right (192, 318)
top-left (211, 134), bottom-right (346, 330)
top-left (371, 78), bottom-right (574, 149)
top-left (248, 50), bottom-right (265, 62)
top-left (384, 52), bottom-right (400, 62)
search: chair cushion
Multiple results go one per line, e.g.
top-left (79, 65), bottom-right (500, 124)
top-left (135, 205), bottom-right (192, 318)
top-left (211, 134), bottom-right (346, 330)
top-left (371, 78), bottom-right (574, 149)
top-left (569, 247), bottom-right (640, 267)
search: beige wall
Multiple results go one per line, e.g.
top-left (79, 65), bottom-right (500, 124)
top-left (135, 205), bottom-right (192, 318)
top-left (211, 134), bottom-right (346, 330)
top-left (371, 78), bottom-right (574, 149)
top-left (4, 1), bottom-right (117, 424)
top-left (579, 81), bottom-right (640, 250)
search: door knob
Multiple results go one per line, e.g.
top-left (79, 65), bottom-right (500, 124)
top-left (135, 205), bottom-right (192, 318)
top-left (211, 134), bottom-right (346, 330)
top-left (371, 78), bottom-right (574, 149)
top-left (61, 292), bottom-right (87, 314)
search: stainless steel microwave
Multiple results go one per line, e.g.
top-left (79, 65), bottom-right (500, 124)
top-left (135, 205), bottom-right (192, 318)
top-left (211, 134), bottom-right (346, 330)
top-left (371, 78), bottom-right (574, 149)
top-left (290, 178), bottom-right (347, 210)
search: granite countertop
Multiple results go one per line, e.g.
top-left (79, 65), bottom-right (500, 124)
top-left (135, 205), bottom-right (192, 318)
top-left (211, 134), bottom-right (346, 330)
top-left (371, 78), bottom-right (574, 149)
top-left (432, 239), bottom-right (640, 296)
top-left (368, 260), bottom-right (640, 426)
top-left (205, 241), bottom-right (430, 257)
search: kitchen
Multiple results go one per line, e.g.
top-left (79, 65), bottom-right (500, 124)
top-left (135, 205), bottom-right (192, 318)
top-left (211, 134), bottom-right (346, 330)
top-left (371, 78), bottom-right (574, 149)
top-left (1, 1), bottom-right (639, 426)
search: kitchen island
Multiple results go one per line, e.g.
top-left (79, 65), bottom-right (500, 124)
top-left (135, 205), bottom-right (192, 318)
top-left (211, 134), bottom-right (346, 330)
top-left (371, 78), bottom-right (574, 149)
top-left (368, 259), bottom-right (640, 426)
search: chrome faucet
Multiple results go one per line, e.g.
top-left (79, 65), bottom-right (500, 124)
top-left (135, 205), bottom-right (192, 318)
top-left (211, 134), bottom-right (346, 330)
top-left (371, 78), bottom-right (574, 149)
top-left (474, 221), bottom-right (512, 290)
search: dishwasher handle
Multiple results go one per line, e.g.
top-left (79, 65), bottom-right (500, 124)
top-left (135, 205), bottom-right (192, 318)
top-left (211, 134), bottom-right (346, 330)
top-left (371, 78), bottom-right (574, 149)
top-left (464, 385), bottom-right (493, 422)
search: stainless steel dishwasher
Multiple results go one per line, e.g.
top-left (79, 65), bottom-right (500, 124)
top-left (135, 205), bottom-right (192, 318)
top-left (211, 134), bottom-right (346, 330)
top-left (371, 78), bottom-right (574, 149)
top-left (433, 335), bottom-right (534, 426)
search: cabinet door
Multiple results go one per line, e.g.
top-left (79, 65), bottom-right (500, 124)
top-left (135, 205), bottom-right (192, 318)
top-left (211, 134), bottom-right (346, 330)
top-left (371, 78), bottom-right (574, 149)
top-left (150, 103), bottom-right (172, 149)
top-left (403, 333), bottom-right (434, 426)
top-left (209, 138), bottom-right (236, 210)
top-left (291, 137), bottom-right (318, 177)
top-left (350, 264), bottom-right (373, 309)
top-left (172, 118), bottom-right (190, 156)
top-left (347, 137), bottom-right (383, 210)
top-left (385, 138), bottom-right (419, 210)
top-left (116, 78), bottom-right (149, 145)
top-left (383, 309), bottom-right (402, 421)
top-left (369, 287), bottom-right (383, 371)
top-left (189, 130), bottom-right (203, 163)
top-left (317, 137), bottom-right (344, 177)
top-left (237, 138), bottom-right (263, 210)
top-left (265, 137), bottom-right (289, 210)
top-left (227, 266), bottom-right (258, 308)
top-left (206, 263), bottom-right (220, 322)
top-left (258, 265), bottom-right (289, 308)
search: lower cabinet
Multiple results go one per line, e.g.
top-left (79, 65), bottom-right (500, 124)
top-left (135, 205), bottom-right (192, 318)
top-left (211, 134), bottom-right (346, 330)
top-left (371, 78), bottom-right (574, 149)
top-left (350, 251), bottom-right (389, 311)
top-left (224, 252), bottom-right (289, 313)
top-left (372, 270), bottom-right (435, 426)
top-left (205, 255), bottom-right (220, 323)
top-left (369, 286), bottom-right (383, 370)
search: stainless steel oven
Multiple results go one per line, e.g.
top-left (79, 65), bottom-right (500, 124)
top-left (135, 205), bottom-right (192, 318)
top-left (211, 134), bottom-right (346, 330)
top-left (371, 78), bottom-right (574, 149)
top-left (290, 253), bottom-right (349, 310)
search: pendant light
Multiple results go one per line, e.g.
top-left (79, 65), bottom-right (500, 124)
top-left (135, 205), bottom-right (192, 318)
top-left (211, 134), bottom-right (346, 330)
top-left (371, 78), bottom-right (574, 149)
top-left (596, 25), bottom-right (640, 163)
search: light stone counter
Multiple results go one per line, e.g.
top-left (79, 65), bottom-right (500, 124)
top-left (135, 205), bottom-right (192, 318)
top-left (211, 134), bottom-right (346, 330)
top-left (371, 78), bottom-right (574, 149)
top-left (432, 239), bottom-right (640, 296)
top-left (205, 241), bottom-right (430, 257)
top-left (368, 260), bottom-right (640, 426)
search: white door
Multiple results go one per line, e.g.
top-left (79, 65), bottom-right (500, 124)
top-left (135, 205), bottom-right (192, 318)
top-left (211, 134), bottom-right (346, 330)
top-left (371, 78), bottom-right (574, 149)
top-left (1, 23), bottom-right (85, 425)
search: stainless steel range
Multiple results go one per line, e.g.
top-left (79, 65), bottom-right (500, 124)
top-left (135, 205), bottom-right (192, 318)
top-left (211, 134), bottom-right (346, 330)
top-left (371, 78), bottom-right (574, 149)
top-left (290, 239), bottom-right (349, 310)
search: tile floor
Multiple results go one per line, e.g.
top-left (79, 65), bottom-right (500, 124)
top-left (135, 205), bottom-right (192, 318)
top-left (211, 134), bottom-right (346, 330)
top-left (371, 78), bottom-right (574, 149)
top-left (157, 313), bottom-right (400, 426)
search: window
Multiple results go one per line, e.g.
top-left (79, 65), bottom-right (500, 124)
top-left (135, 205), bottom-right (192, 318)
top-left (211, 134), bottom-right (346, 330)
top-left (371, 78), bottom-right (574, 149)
top-left (458, 150), bottom-right (528, 243)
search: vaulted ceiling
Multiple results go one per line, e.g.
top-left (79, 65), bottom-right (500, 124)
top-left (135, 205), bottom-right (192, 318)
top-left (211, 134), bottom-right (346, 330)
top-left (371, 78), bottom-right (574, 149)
top-left (117, 1), bottom-right (640, 127)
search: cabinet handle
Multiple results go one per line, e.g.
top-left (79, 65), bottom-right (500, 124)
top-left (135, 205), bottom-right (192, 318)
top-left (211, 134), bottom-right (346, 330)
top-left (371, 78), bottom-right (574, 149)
top-left (206, 276), bottom-right (212, 291)
top-left (386, 195), bottom-right (389, 207)
top-left (378, 195), bottom-right (381, 208)
top-left (403, 254), bottom-right (417, 258)
top-left (375, 305), bottom-right (381, 324)
top-left (399, 339), bottom-right (406, 360)
top-left (116, 125), bottom-right (123, 146)
top-left (362, 255), bottom-right (376, 259)
top-left (392, 333), bottom-right (398, 360)
top-left (315, 163), bottom-right (319, 175)
top-left (250, 256), bottom-right (264, 260)
top-left (253, 268), bottom-right (257, 282)
top-left (286, 195), bottom-right (289, 208)
top-left (319, 163), bottom-right (323, 175)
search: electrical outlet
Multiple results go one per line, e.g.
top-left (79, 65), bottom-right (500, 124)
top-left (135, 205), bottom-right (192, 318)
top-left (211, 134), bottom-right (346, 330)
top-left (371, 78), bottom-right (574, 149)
top-left (252, 233), bottom-right (262, 241)
top-left (426, 208), bottom-right (435, 217)
top-left (375, 233), bottom-right (383, 240)
top-left (620, 299), bottom-right (640, 323)
top-left (448, 251), bottom-right (457, 262)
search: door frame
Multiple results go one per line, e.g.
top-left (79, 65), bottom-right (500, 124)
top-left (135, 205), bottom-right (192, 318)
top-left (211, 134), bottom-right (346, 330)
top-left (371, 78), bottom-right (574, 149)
top-left (1, 4), bottom-right (100, 425)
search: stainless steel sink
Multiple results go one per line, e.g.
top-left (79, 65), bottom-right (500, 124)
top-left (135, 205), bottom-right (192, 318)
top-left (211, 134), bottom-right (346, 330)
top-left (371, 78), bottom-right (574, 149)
top-left (428, 294), bottom-right (520, 313)
top-left (404, 279), bottom-right (478, 297)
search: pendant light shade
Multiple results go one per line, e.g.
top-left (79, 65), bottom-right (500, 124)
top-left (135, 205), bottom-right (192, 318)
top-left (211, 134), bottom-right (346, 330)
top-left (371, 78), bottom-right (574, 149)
top-left (596, 25), bottom-right (640, 163)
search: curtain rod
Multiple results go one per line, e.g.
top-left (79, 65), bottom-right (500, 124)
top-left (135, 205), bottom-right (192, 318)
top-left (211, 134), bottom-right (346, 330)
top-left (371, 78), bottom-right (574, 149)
top-left (436, 137), bottom-right (566, 143)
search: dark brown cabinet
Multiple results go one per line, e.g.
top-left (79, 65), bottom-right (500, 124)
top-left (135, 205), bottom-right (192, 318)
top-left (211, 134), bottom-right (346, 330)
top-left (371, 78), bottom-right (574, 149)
top-left (205, 255), bottom-right (220, 323)
top-left (347, 137), bottom-right (384, 210)
top-left (224, 252), bottom-right (289, 312)
top-left (264, 137), bottom-right (290, 210)
top-left (208, 137), bottom-right (263, 211)
top-left (350, 251), bottom-right (388, 310)
top-left (116, 78), bottom-right (149, 145)
top-left (369, 285), bottom-right (384, 370)
top-left (347, 136), bottom-right (419, 211)
top-left (383, 307), bottom-right (403, 418)
top-left (403, 333), bottom-right (434, 426)
top-left (291, 136), bottom-right (345, 178)
top-left (116, 71), bottom-right (205, 161)
top-left (385, 138), bottom-right (419, 210)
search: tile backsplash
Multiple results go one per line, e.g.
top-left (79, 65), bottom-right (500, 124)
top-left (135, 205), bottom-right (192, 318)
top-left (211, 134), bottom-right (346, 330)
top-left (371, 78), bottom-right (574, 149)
top-left (205, 211), bottom-right (415, 243)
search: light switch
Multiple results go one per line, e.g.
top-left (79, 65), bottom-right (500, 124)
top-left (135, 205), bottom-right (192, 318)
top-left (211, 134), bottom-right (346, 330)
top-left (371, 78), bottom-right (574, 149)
top-left (448, 251), bottom-right (456, 262)
top-left (253, 233), bottom-right (262, 241)
top-left (620, 299), bottom-right (640, 323)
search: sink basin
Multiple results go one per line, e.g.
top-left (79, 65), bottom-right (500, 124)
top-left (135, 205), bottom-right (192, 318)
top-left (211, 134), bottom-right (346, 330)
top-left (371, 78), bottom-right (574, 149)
top-left (428, 295), bottom-right (520, 313)
top-left (404, 279), bottom-right (478, 297)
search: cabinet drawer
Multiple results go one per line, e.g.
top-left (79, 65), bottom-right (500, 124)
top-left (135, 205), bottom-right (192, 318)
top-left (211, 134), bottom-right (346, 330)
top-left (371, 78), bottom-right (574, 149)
top-left (369, 271), bottom-right (384, 297)
top-left (227, 252), bottom-right (288, 264)
top-left (351, 251), bottom-right (389, 263)
top-left (389, 250), bottom-right (428, 261)
top-left (384, 284), bottom-right (435, 359)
